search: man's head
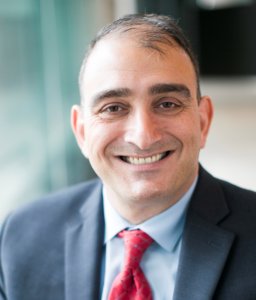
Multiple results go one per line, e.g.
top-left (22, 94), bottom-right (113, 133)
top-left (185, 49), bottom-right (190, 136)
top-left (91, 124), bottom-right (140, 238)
top-left (72, 14), bottom-right (213, 223)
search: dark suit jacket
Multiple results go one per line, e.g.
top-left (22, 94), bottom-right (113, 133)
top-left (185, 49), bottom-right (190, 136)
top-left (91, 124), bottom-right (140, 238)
top-left (0, 167), bottom-right (256, 300)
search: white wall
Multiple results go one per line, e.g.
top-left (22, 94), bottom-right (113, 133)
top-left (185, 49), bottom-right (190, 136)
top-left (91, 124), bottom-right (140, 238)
top-left (199, 77), bottom-right (256, 191)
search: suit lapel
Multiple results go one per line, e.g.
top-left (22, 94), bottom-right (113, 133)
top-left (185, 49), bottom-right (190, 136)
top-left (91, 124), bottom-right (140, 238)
top-left (173, 213), bottom-right (235, 300)
top-left (173, 168), bottom-right (235, 300)
top-left (65, 182), bottom-right (104, 300)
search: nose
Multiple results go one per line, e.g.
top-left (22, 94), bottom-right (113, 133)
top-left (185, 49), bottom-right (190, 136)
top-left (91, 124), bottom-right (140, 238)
top-left (124, 109), bottom-right (162, 150)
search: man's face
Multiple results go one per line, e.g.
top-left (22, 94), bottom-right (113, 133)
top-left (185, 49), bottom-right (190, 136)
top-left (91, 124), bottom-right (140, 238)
top-left (72, 36), bottom-right (212, 216)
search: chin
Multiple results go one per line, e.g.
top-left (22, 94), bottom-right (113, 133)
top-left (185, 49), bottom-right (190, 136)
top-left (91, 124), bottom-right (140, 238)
top-left (128, 183), bottom-right (170, 203)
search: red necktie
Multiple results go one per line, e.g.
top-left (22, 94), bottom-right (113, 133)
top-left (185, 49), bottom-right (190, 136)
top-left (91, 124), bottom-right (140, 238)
top-left (108, 229), bottom-right (153, 300)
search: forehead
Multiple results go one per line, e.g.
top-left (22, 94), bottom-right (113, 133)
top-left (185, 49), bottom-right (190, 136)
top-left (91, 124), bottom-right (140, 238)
top-left (80, 36), bottom-right (197, 99)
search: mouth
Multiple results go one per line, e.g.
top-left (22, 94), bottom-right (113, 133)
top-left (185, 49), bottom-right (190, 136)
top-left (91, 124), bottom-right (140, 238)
top-left (120, 151), bottom-right (171, 165)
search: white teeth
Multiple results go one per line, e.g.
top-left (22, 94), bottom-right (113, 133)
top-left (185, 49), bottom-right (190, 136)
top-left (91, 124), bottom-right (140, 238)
top-left (125, 153), bottom-right (165, 165)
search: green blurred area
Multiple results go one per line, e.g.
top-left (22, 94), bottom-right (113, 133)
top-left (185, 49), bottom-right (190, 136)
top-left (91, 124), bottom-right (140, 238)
top-left (0, 0), bottom-right (103, 220)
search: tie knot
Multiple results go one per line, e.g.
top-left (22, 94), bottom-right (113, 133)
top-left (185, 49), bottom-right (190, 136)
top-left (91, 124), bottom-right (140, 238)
top-left (118, 229), bottom-right (153, 269)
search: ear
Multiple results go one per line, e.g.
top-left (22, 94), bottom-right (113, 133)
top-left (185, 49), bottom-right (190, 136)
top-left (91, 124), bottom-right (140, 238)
top-left (70, 105), bottom-right (87, 155)
top-left (198, 96), bottom-right (214, 149)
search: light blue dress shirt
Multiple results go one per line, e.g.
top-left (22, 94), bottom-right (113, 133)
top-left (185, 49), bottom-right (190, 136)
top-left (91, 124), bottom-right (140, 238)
top-left (101, 178), bottom-right (197, 300)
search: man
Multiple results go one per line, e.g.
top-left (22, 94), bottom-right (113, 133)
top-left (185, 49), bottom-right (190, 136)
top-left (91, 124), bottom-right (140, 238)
top-left (0, 14), bottom-right (256, 300)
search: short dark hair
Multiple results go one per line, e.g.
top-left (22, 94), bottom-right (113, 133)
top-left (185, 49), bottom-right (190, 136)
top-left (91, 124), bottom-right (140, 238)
top-left (79, 13), bottom-right (201, 99)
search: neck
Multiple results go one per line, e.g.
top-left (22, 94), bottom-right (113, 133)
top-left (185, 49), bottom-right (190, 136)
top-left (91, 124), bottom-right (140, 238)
top-left (104, 188), bottom-right (185, 225)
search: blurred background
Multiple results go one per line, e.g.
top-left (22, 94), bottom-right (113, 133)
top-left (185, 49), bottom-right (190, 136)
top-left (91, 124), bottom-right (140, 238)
top-left (0, 0), bottom-right (255, 221)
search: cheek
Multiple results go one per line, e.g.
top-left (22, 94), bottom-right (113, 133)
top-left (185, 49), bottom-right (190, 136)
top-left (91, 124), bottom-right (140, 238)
top-left (83, 121), bottom-right (119, 160)
top-left (82, 116), bottom-right (103, 149)
top-left (81, 119), bottom-right (98, 158)
top-left (176, 115), bottom-right (202, 148)
top-left (83, 130), bottom-right (101, 159)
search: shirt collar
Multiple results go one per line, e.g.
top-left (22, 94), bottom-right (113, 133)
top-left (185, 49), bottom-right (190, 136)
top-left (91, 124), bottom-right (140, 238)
top-left (103, 178), bottom-right (197, 252)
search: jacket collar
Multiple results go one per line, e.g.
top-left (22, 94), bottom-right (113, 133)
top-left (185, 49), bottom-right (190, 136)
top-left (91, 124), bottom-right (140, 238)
top-left (65, 180), bottom-right (104, 300)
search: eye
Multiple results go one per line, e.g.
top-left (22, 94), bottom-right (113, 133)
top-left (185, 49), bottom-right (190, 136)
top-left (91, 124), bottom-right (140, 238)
top-left (159, 101), bottom-right (179, 109)
top-left (104, 105), bottom-right (123, 113)
top-left (155, 97), bottom-right (183, 115)
top-left (98, 103), bottom-right (129, 119)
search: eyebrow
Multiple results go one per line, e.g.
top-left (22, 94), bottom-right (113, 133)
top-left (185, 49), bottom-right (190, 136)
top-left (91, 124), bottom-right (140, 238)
top-left (149, 83), bottom-right (191, 98)
top-left (91, 88), bottom-right (131, 106)
top-left (90, 83), bottom-right (192, 107)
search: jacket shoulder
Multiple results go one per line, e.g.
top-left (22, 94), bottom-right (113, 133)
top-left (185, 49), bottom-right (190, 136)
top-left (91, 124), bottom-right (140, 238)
top-left (217, 177), bottom-right (256, 204)
top-left (199, 166), bottom-right (256, 203)
top-left (216, 178), bottom-right (256, 221)
top-left (0, 178), bottom-right (102, 241)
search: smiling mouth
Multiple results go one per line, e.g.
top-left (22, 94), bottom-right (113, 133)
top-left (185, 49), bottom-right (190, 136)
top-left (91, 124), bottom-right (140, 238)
top-left (120, 151), bottom-right (171, 165)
